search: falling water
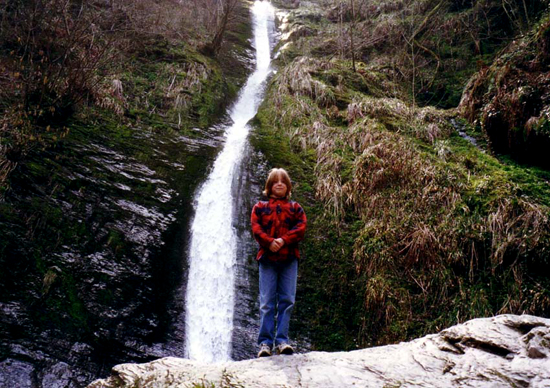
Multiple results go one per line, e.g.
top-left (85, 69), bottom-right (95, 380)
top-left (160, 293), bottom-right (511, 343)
top-left (184, 1), bottom-right (275, 362)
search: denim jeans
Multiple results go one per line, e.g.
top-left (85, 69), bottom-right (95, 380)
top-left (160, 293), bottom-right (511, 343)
top-left (257, 258), bottom-right (298, 347)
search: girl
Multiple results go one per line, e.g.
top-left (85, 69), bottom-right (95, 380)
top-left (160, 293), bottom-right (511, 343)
top-left (250, 168), bottom-right (307, 357)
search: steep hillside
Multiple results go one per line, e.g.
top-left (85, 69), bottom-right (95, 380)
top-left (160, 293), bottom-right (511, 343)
top-left (0, 0), bottom-right (255, 385)
top-left (252, 0), bottom-right (550, 351)
top-left (460, 14), bottom-right (550, 167)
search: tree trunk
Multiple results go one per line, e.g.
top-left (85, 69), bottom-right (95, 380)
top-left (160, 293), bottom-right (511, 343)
top-left (202, 0), bottom-right (238, 56)
top-left (350, 0), bottom-right (356, 72)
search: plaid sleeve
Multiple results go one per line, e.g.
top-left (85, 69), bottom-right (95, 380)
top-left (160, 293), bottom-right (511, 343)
top-left (281, 202), bottom-right (306, 245)
top-left (251, 202), bottom-right (274, 248)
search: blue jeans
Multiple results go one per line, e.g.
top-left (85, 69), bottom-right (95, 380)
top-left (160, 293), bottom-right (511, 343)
top-left (258, 258), bottom-right (298, 347)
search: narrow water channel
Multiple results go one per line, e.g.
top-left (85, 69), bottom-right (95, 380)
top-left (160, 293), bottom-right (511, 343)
top-left (184, 1), bottom-right (275, 362)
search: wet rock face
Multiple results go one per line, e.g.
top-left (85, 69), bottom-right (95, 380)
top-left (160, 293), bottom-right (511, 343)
top-left (0, 123), bottom-right (227, 386)
top-left (89, 315), bottom-right (550, 388)
top-left (0, 359), bottom-right (35, 388)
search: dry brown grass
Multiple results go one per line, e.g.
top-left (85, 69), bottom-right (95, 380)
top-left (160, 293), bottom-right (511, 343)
top-left (342, 121), bottom-right (459, 272)
top-left (267, 55), bottom-right (550, 291)
top-left (274, 57), bottom-right (336, 108)
top-left (302, 105), bottom-right (549, 341)
top-left (314, 126), bottom-right (346, 219)
top-left (261, 0), bottom-right (550, 349)
top-left (347, 95), bottom-right (453, 142)
top-left (96, 78), bottom-right (126, 116)
top-left (400, 223), bottom-right (441, 269)
top-left (162, 61), bottom-right (211, 124)
top-left (347, 96), bottom-right (409, 122)
top-left (488, 198), bottom-right (549, 268)
top-left (363, 275), bottom-right (400, 324)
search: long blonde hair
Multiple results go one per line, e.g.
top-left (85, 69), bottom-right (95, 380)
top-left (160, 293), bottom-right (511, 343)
top-left (263, 168), bottom-right (292, 199)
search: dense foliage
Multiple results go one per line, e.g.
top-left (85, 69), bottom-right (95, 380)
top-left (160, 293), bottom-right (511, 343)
top-left (252, 0), bottom-right (550, 350)
top-left (0, 0), bottom-right (250, 189)
top-left (460, 14), bottom-right (550, 167)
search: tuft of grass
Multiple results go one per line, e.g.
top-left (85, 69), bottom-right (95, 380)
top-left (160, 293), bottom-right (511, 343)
top-left (274, 57), bottom-right (337, 108)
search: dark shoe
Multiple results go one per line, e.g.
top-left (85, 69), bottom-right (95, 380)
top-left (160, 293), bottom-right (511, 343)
top-left (258, 343), bottom-right (272, 357)
top-left (276, 343), bottom-right (294, 355)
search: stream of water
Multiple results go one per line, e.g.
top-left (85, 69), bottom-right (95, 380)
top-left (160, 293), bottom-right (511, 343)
top-left (184, 1), bottom-right (275, 363)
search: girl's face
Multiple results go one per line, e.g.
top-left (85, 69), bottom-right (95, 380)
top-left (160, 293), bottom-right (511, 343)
top-left (271, 178), bottom-right (288, 198)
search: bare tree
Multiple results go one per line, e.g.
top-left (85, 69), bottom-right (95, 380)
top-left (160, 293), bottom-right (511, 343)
top-left (349, 0), bottom-right (357, 72)
top-left (201, 0), bottom-right (241, 56)
top-left (338, 1), bottom-right (345, 59)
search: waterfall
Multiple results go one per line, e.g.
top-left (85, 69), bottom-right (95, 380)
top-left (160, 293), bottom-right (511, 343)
top-left (184, 1), bottom-right (275, 363)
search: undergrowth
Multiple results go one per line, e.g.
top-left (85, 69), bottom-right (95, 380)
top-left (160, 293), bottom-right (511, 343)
top-left (0, 0), bottom-right (253, 190)
top-left (253, 3), bottom-right (550, 348)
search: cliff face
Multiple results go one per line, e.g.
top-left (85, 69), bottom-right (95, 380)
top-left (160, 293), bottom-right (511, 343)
top-left (89, 315), bottom-right (550, 387)
top-left (0, 2), bottom-right (255, 386)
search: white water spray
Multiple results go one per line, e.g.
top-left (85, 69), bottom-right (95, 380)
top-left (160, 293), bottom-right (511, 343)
top-left (185, 1), bottom-right (275, 363)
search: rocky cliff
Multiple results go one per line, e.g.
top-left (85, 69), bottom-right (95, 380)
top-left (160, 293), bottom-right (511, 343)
top-left (0, 1), bottom-right (256, 386)
top-left (89, 314), bottom-right (550, 387)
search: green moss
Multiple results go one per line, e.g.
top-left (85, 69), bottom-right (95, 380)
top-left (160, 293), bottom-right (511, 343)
top-left (295, 217), bottom-right (363, 350)
top-left (253, 25), bottom-right (550, 348)
top-left (33, 271), bottom-right (90, 336)
top-left (63, 274), bottom-right (89, 327)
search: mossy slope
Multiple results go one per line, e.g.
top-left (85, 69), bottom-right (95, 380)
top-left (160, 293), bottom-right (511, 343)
top-left (252, 2), bottom-right (550, 350)
top-left (460, 13), bottom-right (550, 168)
top-left (0, 2), bottom-right (254, 385)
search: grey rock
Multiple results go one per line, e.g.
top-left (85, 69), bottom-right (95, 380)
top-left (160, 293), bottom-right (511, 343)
top-left (286, 24), bottom-right (316, 41)
top-left (0, 358), bottom-right (35, 388)
top-left (88, 314), bottom-right (550, 388)
top-left (41, 362), bottom-right (76, 388)
top-left (525, 326), bottom-right (550, 359)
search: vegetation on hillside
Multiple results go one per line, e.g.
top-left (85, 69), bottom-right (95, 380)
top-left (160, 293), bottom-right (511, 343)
top-left (253, 0), bottom-right (550, 350)
top-left (0, 0), bottom-right (252, 191)
top-left (1, 0), bottom-right (549, 369)
top-left (460, 14), bottom-right (550, 167)
top-left (277, 0), bottom-right (547, 108)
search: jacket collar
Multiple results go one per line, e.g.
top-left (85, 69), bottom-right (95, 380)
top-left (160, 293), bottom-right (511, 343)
top-left (268, 196), bottom-right (288, 203)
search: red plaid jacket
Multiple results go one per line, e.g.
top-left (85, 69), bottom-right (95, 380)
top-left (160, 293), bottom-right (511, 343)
top-left (251, 197), bottom-right (307, 262)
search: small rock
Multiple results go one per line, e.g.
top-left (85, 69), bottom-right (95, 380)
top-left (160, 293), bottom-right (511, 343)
top-left (0, 358), bottom-right (35, 388)
top-left (525, 326), bottom-right (550, 359)
top-left (41, 362), bottom-right (75, 388)
top-left (528, 346), bottom-right (546, 359)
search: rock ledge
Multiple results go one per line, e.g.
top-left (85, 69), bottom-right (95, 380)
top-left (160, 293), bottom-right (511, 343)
top-left (89, 314), bottom-right (550, 387)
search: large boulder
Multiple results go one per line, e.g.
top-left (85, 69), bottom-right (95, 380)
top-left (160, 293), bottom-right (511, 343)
top-left (89, 314), bottom-right (550, 387)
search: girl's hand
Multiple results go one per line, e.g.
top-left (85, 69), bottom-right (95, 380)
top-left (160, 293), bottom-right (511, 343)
top-left (269, 238), bottom-right (285, 252)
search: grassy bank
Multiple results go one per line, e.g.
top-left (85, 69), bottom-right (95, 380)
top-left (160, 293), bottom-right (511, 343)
top-left (252, 1), bottom-right (550, 350)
